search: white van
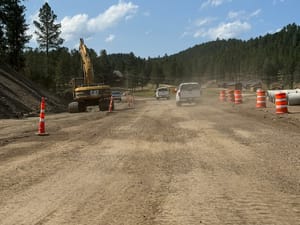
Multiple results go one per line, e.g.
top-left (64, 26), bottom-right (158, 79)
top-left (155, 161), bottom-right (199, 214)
top-left (175, 82), bottom-right (201, 106)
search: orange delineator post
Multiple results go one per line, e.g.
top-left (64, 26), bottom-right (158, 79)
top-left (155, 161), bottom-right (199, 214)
top-left (37, 97), bottom-right (49, 136)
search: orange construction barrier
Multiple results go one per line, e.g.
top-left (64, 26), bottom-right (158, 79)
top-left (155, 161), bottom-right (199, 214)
top-left (227, 89), bottom-right (235, 103)
top-left (234, 90), bottom-right (242, 104)
top-left (275, 92), bottom-right (288, 114)
top-left (37, 97), bottom-right (49, 136)
top-left (109, 95), bottom-right (113, 112)
top-left (256, 89), bottom-right (266, 108)
top-left (219, 90), bottom-right (226, 102)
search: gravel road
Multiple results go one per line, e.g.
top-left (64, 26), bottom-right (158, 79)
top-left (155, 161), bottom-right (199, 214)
top-left (0, 90), bottom-right (299, 225)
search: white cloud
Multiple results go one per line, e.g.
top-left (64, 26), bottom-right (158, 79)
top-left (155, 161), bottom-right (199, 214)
top-left (61, 14), bottom-right (89, 41)
top-left (250, 9), bottom-right (261, 18)
top-left (194, 20), bottom-right (251, 39)
top-left (193, 29), bottom-right (206, 38)
top-left (194, 17), bottom-right (214, 27)
top-left (60, 1), bottom-right (138, 41)
top-left (182, 17), bottom-right (215, 38)
top-left (105, 34), bottom-right (115, 42)
top-left (227, 9), bottom-right (261, 20)
top-left (201, 0), bottom-right (231, 8)
top-left (87, 1), bottom-right (138, 31)
top-left (201, 0), bottom-right (223, 8)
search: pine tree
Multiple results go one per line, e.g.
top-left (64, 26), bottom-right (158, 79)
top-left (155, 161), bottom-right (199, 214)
top-left (3, 0), bottom-right (31, 70)
top-left (54, 47), bottom-right (72, 91)
top-left (151, 61), bottom-right (165, 88)
top-left (98, 49), bottom-right (112, 84)
top-left (0, 19), bottom-right (6, 61)
top-left (0, 0), bottom-right (7, 61)
top-left (34, 2), bottom-right (63, 55)
top-left (125, 52), bottom-right (140, 89)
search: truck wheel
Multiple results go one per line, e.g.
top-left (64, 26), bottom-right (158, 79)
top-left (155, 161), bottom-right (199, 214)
top-left (99, 99), bottom-right (110, 111)
top-left (68, 102), bottom-right (79, 113)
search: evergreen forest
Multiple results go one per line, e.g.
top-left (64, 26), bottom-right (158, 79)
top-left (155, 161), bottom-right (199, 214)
top-left (1, 1), bottom-right (300, 94)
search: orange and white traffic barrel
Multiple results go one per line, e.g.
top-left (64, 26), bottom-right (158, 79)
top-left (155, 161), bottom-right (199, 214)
top-left (234, 90), bottom-right (242, 104)
top-left (219, 90), bottom-right (226, 102)
top-left (256, 89), bottom-right (266, 108)
top-left (275, 92), bottom-right (288, 114)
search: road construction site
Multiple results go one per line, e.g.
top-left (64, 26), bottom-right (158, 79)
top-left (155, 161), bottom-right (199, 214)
top-left (0, 89), bottom-right (299, 225)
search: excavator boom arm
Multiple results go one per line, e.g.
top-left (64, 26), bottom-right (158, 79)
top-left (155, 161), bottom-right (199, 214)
top-left (79, 38), bottom-right (94, 85)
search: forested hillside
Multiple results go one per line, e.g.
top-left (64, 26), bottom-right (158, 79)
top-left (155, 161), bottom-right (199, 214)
top-left (1, 1), bottom-right (300, 93)
top-left (22, 23), bottom-right (300, 92)
top-left (166, 23), bottom-right (300, 88)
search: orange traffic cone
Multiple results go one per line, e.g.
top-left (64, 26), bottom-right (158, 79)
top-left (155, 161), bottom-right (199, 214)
top-left (109, 95), bottom-right (113, 112)
top-left (36, 97), bottom-right (49, 136)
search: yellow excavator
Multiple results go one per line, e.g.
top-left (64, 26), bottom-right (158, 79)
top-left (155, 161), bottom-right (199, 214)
top-left (68, 38), bottom-right (113, 113)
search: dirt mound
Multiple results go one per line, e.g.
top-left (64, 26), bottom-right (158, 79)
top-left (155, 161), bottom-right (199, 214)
top-left (0, 64), bottom-right (67, 119)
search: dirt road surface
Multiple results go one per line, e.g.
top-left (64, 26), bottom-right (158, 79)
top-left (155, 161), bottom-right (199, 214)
top-left (0, 90), bottom-right (299, 225)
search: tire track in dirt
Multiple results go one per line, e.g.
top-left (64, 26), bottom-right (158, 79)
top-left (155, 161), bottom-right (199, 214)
top-left (0, 95), bottom-right (299, 224)
top-left (153, 99), bottom-right (299, 225)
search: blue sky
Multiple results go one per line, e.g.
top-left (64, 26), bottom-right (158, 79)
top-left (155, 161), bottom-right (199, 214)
top-left (24, 0), bottom-right (300, 58)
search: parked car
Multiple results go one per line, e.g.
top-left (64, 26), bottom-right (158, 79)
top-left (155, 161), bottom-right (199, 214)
top-left (155, 87), bottom-right (170, 100)
top-left (175, 82), bottom-right (201, 106)
top-left (111, 90), bottom-right (122, 102)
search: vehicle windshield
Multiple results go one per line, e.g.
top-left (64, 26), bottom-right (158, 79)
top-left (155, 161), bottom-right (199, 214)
top-left (181, 84), bottom-right (200, 91)
top-left (112, 91), bottom-right (121, 95)
top-left (158, 88), bottom-right (168, 92)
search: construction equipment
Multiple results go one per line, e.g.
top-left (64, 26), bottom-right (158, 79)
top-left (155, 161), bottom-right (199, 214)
top-left (68, 38), bottom-right (113, 113)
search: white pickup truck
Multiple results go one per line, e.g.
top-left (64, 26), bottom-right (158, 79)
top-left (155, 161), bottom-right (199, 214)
top-left (175, 82), bottom-right (201, 106)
